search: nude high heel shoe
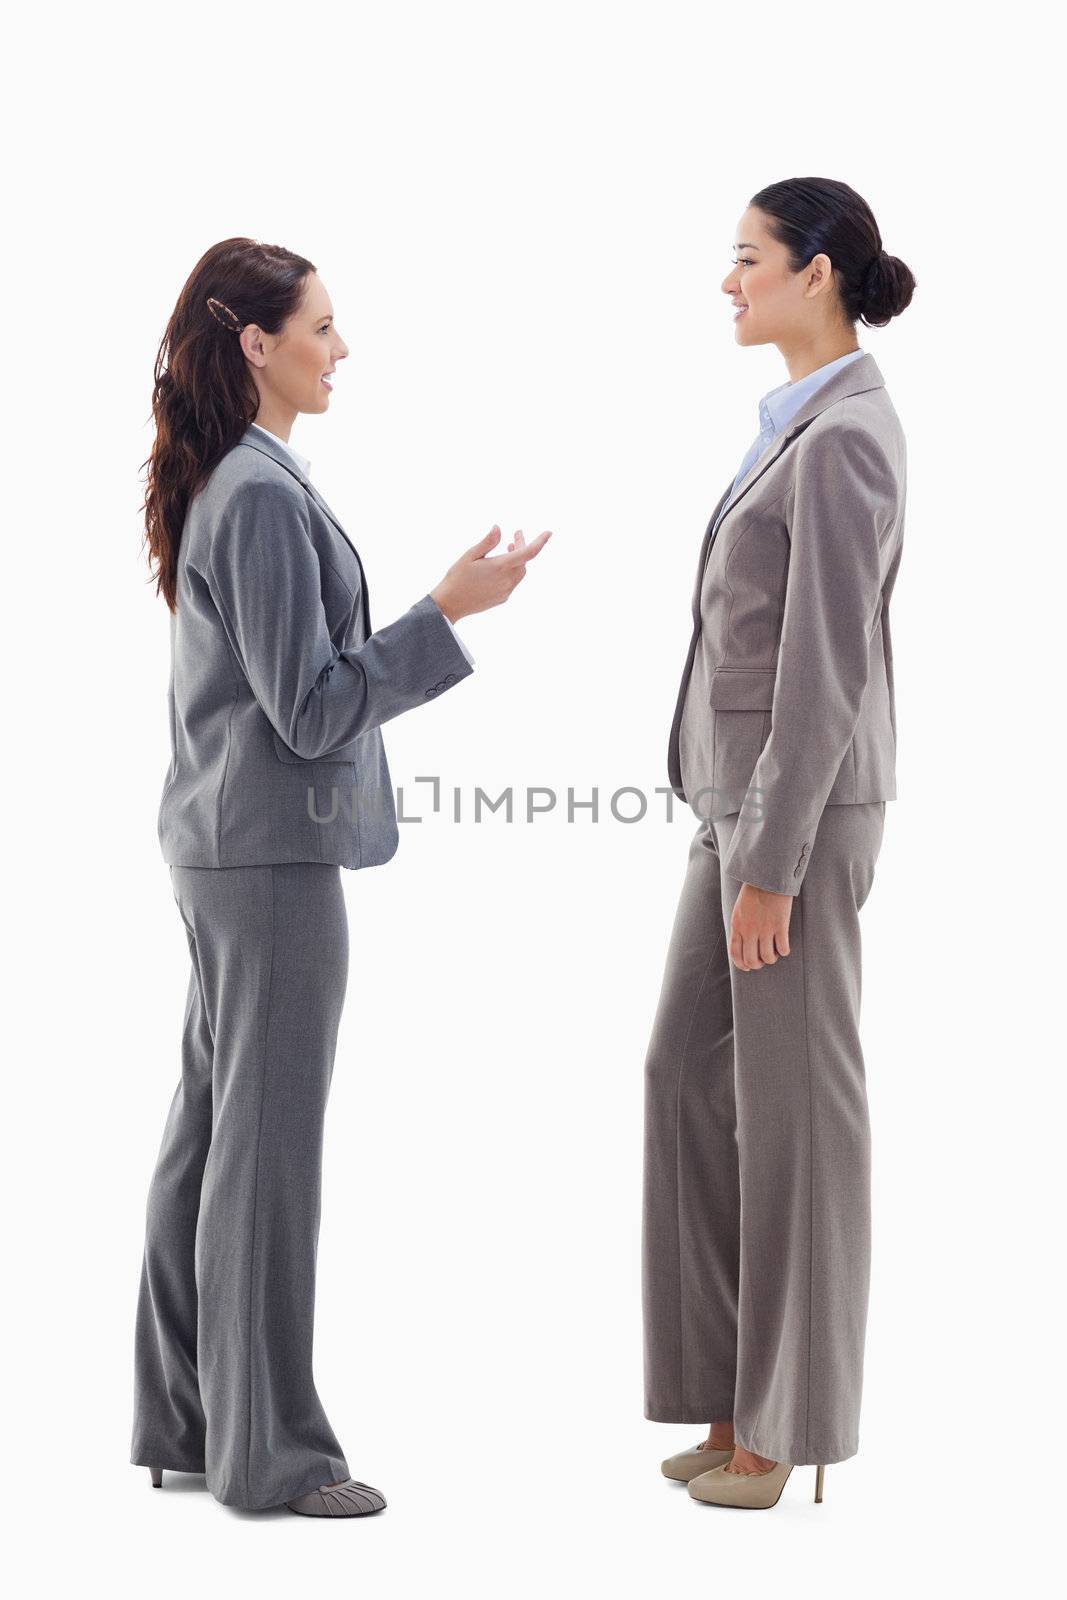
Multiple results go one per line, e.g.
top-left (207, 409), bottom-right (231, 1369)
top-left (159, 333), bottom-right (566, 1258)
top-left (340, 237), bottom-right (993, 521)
top-left (148, 1467), bottom-right (163, 1488)
top-left (687, 1459), bottom-right (827, 1508)
top-left (661, 1440), bottom-right (735, 1482)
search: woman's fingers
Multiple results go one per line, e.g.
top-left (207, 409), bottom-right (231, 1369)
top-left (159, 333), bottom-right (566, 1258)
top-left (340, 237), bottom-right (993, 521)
top-left (502, 529), bottom-right (552, 563)
top-left (729, 885), bottom-right (791, 970)
top-left (444, 526), bottom-right (552, 615)
top-left (465, 525), bottom-right (501, 559)
top-left (478, 528), bottom-right (552, 562)
top-left (731, 927), bottom-right (761, 970)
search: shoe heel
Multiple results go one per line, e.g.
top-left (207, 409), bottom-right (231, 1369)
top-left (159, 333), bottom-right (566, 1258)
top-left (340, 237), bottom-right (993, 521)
top-left (149, 1467), bottom-right (163, 1488)
top-left (814, 1465), bottom-right (825, 1504)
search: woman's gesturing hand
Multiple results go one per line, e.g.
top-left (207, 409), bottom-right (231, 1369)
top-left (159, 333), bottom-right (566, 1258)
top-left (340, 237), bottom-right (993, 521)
top-left (729, 883), bottom-right (793, 971)
top-left (430, 525), bottom-right (552, 623)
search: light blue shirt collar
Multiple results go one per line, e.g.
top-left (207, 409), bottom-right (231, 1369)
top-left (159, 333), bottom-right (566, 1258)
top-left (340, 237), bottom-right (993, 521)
top-left (713, 348), bottom-right (867, 535)
top-left (757, 348), bottom-right (865, 448)
top-left (249, 421), bottom-right (312, 481)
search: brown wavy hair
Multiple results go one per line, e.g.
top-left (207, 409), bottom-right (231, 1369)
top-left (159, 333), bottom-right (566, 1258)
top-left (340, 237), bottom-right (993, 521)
top-left (141, 237), bottom-right (316, 610)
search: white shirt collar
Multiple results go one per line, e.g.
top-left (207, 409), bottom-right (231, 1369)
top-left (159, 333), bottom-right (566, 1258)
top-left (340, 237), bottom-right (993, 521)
top-left (249, 421), bottom-right (312, 481)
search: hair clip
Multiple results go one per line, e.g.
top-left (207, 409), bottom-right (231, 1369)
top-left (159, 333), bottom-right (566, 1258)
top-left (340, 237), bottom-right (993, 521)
top-left (206, 296), bottom-right (245, 332)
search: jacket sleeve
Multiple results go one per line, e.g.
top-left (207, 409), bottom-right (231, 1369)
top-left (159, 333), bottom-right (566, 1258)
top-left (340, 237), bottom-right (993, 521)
top-left (205, 477), bottom-right (474, 759)
top-left (719, 421), bottom-right (896, 896)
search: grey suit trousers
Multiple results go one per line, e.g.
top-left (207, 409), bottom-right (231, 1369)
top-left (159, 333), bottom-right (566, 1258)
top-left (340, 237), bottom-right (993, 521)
top-left (642, 800), bottom-right (885, 1465)
top-left (130, 862), bottom-right (350, 1509)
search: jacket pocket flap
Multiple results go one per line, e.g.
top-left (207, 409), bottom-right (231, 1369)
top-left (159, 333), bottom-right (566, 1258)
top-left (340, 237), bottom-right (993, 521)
top-left (708, 667), bottom-right (778, 710)
top-left (272, 729), bottom-right (357, 766)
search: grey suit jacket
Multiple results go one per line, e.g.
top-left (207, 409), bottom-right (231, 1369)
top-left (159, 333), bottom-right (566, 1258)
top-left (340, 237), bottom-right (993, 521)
top-left (158, 425), bottom-right (474, 869)
top-left (667, 349), bottom-right (906, 896)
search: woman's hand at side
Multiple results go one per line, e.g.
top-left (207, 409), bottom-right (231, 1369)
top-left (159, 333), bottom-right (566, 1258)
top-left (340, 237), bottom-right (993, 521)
top-left (431, 525), bottom-right (552, 623)
top-left (729, 884), bottom-right (793, 971)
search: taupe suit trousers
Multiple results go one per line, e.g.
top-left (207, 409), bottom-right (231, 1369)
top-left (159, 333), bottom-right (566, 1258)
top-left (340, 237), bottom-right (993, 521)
top-left (642, 802), bottom-right (885, 1464)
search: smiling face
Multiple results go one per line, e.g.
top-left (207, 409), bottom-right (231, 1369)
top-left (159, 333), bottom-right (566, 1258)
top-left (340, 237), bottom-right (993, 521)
top-left (722, 206), bottom-right (840, 348)
top-left (240, 272), bottom-right (349, 426)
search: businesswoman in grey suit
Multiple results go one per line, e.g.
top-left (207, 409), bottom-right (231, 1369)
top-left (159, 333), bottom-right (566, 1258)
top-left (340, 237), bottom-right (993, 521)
top-left (642, 179), bottom-right (915, 1509)
top-left (131, 237), bottom-right (550, 1517)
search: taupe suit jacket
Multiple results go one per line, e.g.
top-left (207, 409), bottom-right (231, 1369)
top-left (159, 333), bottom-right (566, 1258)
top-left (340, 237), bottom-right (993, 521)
top-left (667, 350), bottom-right (906, 896)
top-left (158, 425), bottom-right (474, 870)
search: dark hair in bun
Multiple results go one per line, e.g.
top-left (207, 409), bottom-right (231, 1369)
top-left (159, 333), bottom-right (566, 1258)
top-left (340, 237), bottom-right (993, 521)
top-left (748, 176), bottom-right (916, 328)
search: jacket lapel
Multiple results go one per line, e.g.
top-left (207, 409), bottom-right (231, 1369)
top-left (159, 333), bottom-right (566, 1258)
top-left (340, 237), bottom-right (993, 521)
top-left (690, 483), bottom-right (733, 624)
top-left (710, 350), bottom-right (886, 537)
top-left (238, 428), bottom-right (372, 632)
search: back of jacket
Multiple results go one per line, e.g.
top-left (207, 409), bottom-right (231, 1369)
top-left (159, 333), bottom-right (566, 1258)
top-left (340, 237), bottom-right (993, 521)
top-left (158, 426), bottom-right (473, 869)
top-left (667, 350), bottom-right (906, 896)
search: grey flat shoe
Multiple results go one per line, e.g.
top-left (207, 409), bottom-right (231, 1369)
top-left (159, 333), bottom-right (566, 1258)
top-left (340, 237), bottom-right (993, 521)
top-left (285, 1479), bottom-right (387, 1517)
top-left (661, 1441), bottom-right (735, 1482)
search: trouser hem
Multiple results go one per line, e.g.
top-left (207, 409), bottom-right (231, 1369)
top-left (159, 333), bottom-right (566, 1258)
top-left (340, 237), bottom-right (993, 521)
top-left (130, 1452), bottom-right (206, 1474)
top-left (734, 1428), bottom-right (858, 1466)
top-left (645, 1400), bottom-right (737, 1424)
top-left (206, 1459), bottom-right (351, 1512)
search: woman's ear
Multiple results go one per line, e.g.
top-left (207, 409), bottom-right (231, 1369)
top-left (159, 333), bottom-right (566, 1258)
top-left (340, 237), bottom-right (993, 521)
top-left (804, 252), bottom-right (834, 301)
top-left (239, 323), bottom-right (269, 368)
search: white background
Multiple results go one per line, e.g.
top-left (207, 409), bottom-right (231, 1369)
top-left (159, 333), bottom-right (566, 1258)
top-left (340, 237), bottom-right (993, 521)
top-left (4, 1), bottom-right (1061, 1593)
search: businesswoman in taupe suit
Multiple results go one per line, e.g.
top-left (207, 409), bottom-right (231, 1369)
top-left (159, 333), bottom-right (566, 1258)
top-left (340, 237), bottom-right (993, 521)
top-left (642, 178), bottom-right (916, 1509)
top-left (131, 238), bottom-right (549, 1516)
